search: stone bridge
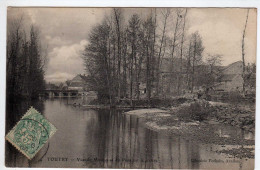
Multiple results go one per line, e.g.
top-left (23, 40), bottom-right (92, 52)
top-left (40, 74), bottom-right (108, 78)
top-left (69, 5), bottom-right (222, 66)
top-left (40, 89), bottom-right (82, 98)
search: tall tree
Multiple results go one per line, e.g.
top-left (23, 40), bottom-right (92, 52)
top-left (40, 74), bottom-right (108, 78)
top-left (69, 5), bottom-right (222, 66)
top-left (83, 21), bottom-right (113, 104)
top-left (155, 9), bottom-right (170, 96)
top-left (242, 9), bottom-right (249, 95)
top-left (113, 8), bottom-right (123, 100)
top-left (177, 8), bottom-right (188, 95)
top-left (190, 32), bottom-right (204, 92)
top-left (28, 26), bottom-right (45, 99)
top-left (7, 18), bottom-right (46, 101)
top-left (143, 13), bottom-right (156, 103)
top-left (127, 14), bottom-right (141, 105)
top-left (168, 9), bottom-right (182, 95)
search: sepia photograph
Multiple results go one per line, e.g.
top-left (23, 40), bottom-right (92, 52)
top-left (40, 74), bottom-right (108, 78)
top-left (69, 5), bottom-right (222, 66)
top-left (5, 7), bottom-right (256, 169)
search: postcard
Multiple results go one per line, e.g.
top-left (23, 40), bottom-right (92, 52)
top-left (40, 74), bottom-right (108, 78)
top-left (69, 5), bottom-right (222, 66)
top-left (5, 7), bottom-right (256, 169)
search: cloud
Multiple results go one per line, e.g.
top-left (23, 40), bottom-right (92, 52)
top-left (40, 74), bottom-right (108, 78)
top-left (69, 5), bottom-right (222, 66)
top-left (45, 40), bottom-right (88, 83)
top-left (45, 72), bottom-right (75, 83)
top-left (45, 35), bottom-right (72, 47)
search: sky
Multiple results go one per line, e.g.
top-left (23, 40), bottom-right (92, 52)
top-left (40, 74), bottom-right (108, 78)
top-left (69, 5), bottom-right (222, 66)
top-left (7, 7), bottom-right (257, 83)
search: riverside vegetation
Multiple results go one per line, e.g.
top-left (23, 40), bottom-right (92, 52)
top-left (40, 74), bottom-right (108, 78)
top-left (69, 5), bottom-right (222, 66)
top-left (125, 97), bottom-right (255, 159)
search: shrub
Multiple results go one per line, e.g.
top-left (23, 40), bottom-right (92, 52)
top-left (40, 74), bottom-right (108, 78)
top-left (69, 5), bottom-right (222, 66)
top-left (177, 100), bottom-right (211, 121)
top-left (228, 91), bottom-right (243, 104)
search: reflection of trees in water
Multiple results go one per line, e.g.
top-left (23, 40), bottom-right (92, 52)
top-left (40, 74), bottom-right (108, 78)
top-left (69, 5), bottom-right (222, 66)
top-left (96, 109), bottom-right (110, 167)
top-left (5, 100), bottom-right (253, 169)
top-left (84, 108), bottom-right (253, 169)
top-left (82, 109), bottom-right (192, 168)
top-left (5, 99), bottom-right (45, 167)
top-left (81, 108), bottom-right (196, 169)
top-left (190, 141), bottom-right (200, 169)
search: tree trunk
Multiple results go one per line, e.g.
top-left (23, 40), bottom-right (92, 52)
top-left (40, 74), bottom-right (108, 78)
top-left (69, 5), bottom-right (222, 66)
top-left (114, 9), bottom-right (122, 101)
top-left (156, 9), bottom-right (170, 97)
top-left (242, 9), bottom-right (249, 96)
top-left (192, 36), bottom-right (197, 93)
top-left (178, 9), bottom-right (187, 95)
top-left (169, 10), bottom-right (180, 95)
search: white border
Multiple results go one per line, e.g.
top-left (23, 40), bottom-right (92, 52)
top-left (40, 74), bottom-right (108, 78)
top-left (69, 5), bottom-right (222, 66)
top-left (0, 0), bottom-right (259, 170)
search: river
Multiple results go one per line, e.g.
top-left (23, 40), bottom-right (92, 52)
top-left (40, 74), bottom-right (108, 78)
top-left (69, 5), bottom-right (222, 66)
top-left (5, 98), bottom-right (254, 169)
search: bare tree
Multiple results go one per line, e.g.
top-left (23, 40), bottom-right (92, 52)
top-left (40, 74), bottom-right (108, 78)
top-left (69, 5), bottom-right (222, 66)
top-left (168, 9), bottom-right (182, 95)
top-left (143, 15), bottom-right (155, 103)
top-left (155, 9), bottom-right (171, 96)
top-left (204, 54), bottom-right (223, 89)
top-left (242, 9), bottom-right (249, 95)
top-left (177, 8), bottom-right (188, 95)
top-left (127, 14), bottom-right (141, 105)
top-left (113, 8), bottom-right (123, 100)
top-left (190, 32), bottom-right (204, 92)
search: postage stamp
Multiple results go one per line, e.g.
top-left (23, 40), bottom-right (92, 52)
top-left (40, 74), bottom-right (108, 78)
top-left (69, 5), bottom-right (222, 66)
top-left (5, 107), bottom-right (57, 160)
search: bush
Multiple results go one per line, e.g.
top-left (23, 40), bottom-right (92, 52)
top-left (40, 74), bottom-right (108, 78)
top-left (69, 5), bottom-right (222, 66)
top-left (228, 91), bottom-right (243, 104)
top-left (133, 98), bottom-right (179, 107)
top-left (177, 100), bottom-right (211, 121)
top-left (149, 97), bottom-right (190, 108)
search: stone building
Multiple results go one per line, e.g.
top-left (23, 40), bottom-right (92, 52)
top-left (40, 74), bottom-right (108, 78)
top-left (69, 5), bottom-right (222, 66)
top-left (217, 61), bottom-right (244, 91)
top-left (68, 74), bottom-right (89, 91)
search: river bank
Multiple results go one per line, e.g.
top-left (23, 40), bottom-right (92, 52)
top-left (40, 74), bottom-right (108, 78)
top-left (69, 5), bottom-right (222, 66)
top-left (124, 100), bottom-right (255, 159)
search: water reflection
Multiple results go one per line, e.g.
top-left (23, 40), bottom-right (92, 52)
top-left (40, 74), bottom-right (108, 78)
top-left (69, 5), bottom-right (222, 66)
top-left (5, 99), bottom-right (254, 169)
top-left (215, 125), bottom-right (254, 140)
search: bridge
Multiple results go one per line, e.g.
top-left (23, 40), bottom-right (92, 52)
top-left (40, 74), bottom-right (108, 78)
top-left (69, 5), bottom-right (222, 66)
top-left (40, 89), bottom-right (83, 98)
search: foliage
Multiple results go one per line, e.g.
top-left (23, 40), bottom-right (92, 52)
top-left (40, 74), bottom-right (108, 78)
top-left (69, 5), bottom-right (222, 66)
top-left (228, 91), bottom-right (244, 103)
top-left (177, 100), bottom-right (211, 121)
top-left (245, 63), bottom-right (256, 90)
top-left (7, 18), bottom-right (46, 101)
top-left (82, 8), bottom-right (231, 105)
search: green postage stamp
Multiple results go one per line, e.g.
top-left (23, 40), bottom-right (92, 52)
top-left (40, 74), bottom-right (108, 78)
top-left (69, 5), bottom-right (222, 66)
top-left (6, 107), bottom-right (57, 159)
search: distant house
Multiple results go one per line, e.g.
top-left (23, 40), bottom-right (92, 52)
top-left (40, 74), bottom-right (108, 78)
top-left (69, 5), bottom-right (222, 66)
top-left (68, 74), bottom-right (89, 91)
top-left (58, 82), bottom-right (68, 90)
top-left (159, 57), bottom-right (187, 95)
top-left (216, 61), bottom-right (244, 91)
top-left (45, 83), bottom-right (59, 90)
top-left (160, 59), bottom-right (247, 93)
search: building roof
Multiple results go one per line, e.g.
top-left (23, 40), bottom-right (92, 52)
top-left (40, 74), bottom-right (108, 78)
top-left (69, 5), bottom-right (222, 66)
top-left (222, 61), bottom-right (243, 74)
top-left (45, 83), bottom-right (58, 90)
top-left (69, 74), bottom-right (91, 88)
top-left (79, 74), bottom-right (89, 81)
top-left (69, 82), bottom-right (84, 87)
top-left (220, 74), bottom-right (238, 81)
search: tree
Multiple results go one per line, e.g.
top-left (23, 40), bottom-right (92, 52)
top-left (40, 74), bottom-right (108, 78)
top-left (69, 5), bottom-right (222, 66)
top-left (203, 54), bottom-right (222, 89)
top-left (28, 26), bottom-right (46, 99)
top-left (142, 13), bottom-right (156, 103)
top-left (7, 18), bottom-right (46, 101)
top-left (155, 9), bottom-right (171, 96)
top-left (245, 63), bottom-right (256, 91)
top-left (113, 8), bottom-right (124, 100)
top-left (127, 14), bottom-right (141, 105)
top-left (178, 8), bottom-right (188, 95)
top-left (242, 9), bottom-right (249, 95)
top-left (168, 9), bottom-right (182, 95)
top-left (190, 32), bottom-right (204, 92)
top-left (83, 21), bottom-right (115, 104)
